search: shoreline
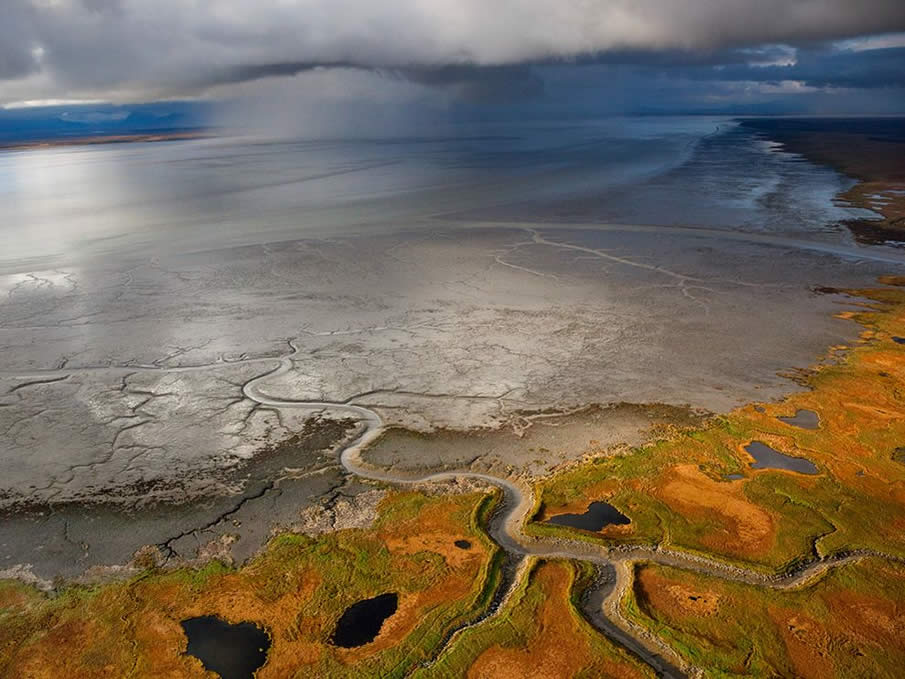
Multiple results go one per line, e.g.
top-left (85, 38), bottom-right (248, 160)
top-left (739, 117), bottom-right (905, 245)
top-left (0, 130), bottom-right (210, 152)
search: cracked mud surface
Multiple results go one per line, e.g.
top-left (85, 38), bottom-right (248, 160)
top-left (2, 228), bottom-right (894, 495)
top-left (2, 225), bottom-right (903, 580)
top-left (3, 226), bottom-right (905, 676)
top-left (0, 416), bottom-right (366, 581)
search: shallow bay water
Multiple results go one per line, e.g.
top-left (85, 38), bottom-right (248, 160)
top-left (0, 117), bottom-right (874, 272)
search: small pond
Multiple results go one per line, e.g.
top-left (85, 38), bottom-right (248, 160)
top-left (777, 409), bottom-right (820, 430)
top-left (454, 539), bottom-right (472, 549)
top-left (745, 441), bottom-right (818, 475)
top-left (893, 337), bottom-right (905, 345)
top-left (546, 501), bottom-right (631, 532)
top-left (331, 592), bottom-right (399, 648)
top-left (181, 616), bottom-right (270, 679)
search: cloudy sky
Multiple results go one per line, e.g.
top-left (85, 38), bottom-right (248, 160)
top-left (2, 0), bottom-right (905, 119)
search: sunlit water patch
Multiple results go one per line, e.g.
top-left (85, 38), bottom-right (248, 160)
top-left (745, 441), bottom-right (818, 474)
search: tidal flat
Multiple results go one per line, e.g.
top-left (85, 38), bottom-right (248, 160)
top-left (3, 120), bottom-right (905, 677)
top-left (2, 225), bottom-right (895, 583)
top-left (3, 276), bottom-right (905, 678)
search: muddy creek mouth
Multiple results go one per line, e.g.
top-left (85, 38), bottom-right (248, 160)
top-left (181, 615), bottom-right (270, 679)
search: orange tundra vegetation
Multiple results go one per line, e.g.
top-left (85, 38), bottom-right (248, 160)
top-left (627, 557), bottom-right (905, 678)
top-left (0, 490), bottom-right (502, 678)
top-left (416, 559), bottom-right (655, 679)
top-left (532, 277), bottom-right (905, 571)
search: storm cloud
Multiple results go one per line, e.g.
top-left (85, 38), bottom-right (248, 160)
top-left (659, 46), bottom-right (905, 89)
top-left (2, 0), bottom-right (905, 103)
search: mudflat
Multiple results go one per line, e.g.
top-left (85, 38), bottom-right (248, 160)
top-left (2, 120), bottom-right (905, 678)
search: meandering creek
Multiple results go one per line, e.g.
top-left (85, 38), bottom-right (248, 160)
top-left (235, 340), bottom-right (896, 679)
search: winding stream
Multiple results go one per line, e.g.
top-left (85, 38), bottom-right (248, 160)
top-left (239, 340), bottom-right (899, 678)
top-left (7, 226), bottom-right (905, 676)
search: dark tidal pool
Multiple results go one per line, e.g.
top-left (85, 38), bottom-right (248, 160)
top-left (331, 592), bottom-right (399, 648)
top-left (181, 615), bottom-right (270, 679)
top-left (777, 409), bottom-right (820, 430)
top-left (546, 501), bottom-right (631, 531)
top-left (746, 441), bottom-right (818, 474)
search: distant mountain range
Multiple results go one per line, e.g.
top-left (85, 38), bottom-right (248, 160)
top-left (0, 101), bottom-right (214, 143)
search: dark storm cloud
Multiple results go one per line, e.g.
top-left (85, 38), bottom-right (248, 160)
top-left (583, 45), bottom-right (905, 92)
top-left (564, 44), bottom-right (799, 69)
top-left (395, 65), bottom-right (545, 101)
top-left (188, 63), bottom-right (344, 89)
top-left (712, 47), bottom-right (905, 89)
top-left (170, 61), bottom-right (543, 102)
top-left (534, 46), bottom-right (905, 116)
top-left (1, 0), bottom-right (905, 102)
